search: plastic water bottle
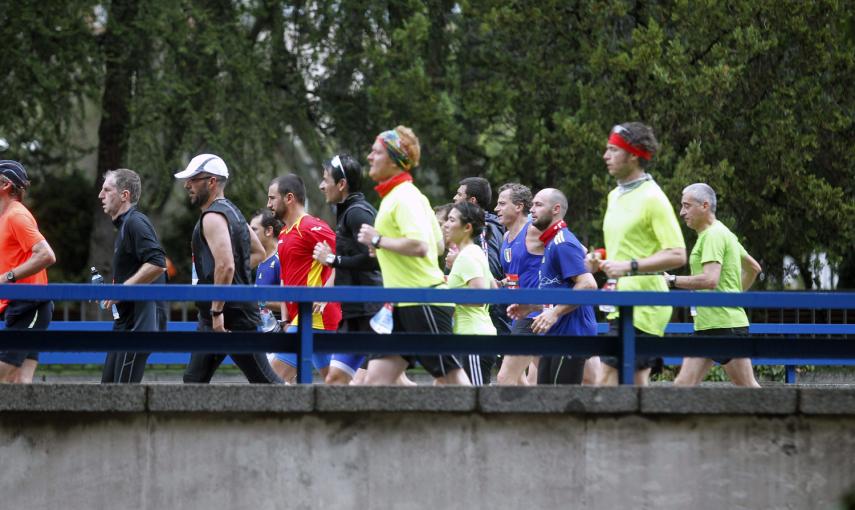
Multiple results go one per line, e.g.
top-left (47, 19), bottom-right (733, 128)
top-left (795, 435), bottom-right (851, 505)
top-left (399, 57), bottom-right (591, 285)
top-left (90, 267), bottom-right (120, 320)
top-left (370, 303), bottom-right (394, 334)
top-left (259, 308), bottom-right (281, 333)
top-left (191, 256), bottom-right (199, 285)
top-left (599, 278), bottom-right (617, 314)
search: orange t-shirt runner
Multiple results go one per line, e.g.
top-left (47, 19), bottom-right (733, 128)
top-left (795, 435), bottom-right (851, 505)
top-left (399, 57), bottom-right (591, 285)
top-left (277, 214), bottom-right (341, 330)
top-left (0, 201), bottom-right (49, 314)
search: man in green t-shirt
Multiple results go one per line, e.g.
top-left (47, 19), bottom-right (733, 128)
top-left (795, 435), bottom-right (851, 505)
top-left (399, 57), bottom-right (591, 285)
top-left (590, 122), bottom-right (687, 386)
top-left (666, 183), bottom-right (762, 387)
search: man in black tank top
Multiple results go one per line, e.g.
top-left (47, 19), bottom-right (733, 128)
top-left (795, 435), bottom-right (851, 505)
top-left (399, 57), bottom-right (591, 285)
top-left (175, 154), bottom-right (282, 384)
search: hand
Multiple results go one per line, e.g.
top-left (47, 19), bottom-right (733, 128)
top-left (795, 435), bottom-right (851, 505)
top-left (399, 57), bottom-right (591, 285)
top-left (357, 224), bottom-right (378, 247)
top-left (312, 301), bottom-right (327, 314)
top-left (312, 241), bottom-right (334, 265)
top-left (506, 303), bottom-right (523, 320)
top-left (531, 306), bottom-right (558, 334)
top-left (585, 253), bottom-right (602, 274)
top-left (445, 243), bottom-right (459, 269)
top-left (600, 260), bottom-right (632, 279)
top-left (102, 299), bottom-right (119, 308)
top-left (212, 314), bottom-right (228, 333)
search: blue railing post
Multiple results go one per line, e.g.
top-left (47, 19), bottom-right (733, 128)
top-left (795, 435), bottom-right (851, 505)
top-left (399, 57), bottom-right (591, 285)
top-left (297, 302), bottom-right (314, 384)
top-left (618, 306), bottom-right (636, 385)
top-left (785, 365), bottom-right (797, 384)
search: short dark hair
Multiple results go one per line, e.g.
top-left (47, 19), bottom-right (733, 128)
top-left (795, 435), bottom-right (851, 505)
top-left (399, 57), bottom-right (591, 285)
top-left (459, 177), bottom-right (492, 210)
top-left (253, 208), bottom-right (283, 237)
top-left (271, 174), bottom-right (306, 204)
top-left (497, 182), bottom-right (532, 213)
top-left (452, 201), bottom-right (485, 240)
top-left (106, 168), bottom-right (142, 204)
top-left (615, 122), bottom-right (660, 169)
top-left (323, 153), bottom-right (363, 193)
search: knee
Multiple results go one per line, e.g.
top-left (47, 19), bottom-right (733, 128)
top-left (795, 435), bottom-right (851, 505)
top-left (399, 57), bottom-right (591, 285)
top-left (324, 371), bottom-right (352, 385)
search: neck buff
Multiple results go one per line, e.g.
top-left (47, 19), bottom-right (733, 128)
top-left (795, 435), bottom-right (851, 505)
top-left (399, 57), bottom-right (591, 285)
top-left (617, 173), bottom-right (653, 196)
top-left (539, 220), bottom-right (567, 245)
top-left (378, 130), bottom-right (413, 171)
top-left (374, 171), bottom-right (413, 198)
top-left (608, 128), bottom-right (652, 161)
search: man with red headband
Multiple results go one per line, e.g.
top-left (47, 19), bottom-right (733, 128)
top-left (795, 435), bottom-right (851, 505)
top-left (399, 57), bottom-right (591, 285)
top-left (591, 122), bottom-right (686, 386)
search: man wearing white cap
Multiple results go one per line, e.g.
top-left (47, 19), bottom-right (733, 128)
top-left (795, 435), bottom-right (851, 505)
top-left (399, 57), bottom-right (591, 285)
top-left (175, 154), bottom-right (282, 383)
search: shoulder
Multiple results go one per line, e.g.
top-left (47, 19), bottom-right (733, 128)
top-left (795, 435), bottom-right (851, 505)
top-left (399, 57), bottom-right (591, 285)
top-left (304, 215), bottom-right (333, 233)
top-left (552, 229), bottom-right (585, 253)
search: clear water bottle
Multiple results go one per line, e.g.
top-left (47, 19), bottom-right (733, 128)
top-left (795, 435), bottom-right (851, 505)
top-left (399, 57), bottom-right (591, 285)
top-left (191, 256), bottom-right (198, 285)
top-left (259, 308), bottom-right (281, 333)
top-left (599, 278), bottom-right (617, 314)
top-left (90, 267), bottom-right (120, 320)
top-left (370, 303), bottom-right (394, 334)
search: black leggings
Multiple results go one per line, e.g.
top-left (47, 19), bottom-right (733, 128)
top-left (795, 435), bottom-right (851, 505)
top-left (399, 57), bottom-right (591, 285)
top-left (537, 356), bottom-right (586, 385)
top-left (183, 321), bottom-right (282, 384)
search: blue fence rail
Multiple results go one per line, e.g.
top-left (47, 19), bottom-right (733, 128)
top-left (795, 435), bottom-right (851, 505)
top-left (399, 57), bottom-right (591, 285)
top-left (2, 284), bottom-right (855, 385)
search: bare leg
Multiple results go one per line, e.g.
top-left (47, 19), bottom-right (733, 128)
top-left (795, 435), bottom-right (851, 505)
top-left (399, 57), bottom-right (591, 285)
top-left (674, 357), bottom-right (714, 387)
top-left (597, 365), bottom-right (651, 386)
top-left (634, 368), bottom-right (652, 386)
top-left (350, 368), bottom-right (367, 385)
top-left (723, 358), bottom-right (761, 387)
top-left (9, 359), bottom-right (38, 384)
top-left (434, 368), bottom-right (471, 386)
top-left (270, 358), bottom-right (297, 384)
top-left (497, 355), bottom-right (533, 385)
top-left (397, 372), bottom-right (417, 386)
top-left (526, 359), bottom-right (539, 385)
top-left (361, 356), bottom-right (409, 385)
top-left (0, 360), bottom-right (17, 383)
top-left (324, 366), bottom-right (353, 385)
top-left (582, 356), bottom-right (601, 386)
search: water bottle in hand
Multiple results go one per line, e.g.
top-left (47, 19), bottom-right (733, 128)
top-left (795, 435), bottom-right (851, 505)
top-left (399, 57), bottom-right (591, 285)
top-left (90, 267), bottom-right (120, 320)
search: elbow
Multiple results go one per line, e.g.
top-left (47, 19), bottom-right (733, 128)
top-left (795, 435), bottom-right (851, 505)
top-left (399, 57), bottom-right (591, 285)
top-left (413, 243), bottom-right (429, 258)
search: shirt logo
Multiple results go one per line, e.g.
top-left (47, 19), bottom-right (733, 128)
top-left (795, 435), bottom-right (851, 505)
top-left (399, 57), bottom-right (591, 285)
top-left (503, 248), bottom-right (512, 263)
top-left (310, 226), bottom-right (323, 232)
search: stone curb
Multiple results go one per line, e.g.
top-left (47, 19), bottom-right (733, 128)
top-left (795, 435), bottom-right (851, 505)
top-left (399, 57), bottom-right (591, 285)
top-left (640, 387), bottom-right (798, 414)
top-left (799, 388), bottom-right (855, 415)
top-left (315, 386), bottom-right (476, 412)
top-left (478, 386), bottom-right (639, 413)
top-left (0, 384), bottom-right (146, 412)
top-left (146, 384), bottom-right (314, 412)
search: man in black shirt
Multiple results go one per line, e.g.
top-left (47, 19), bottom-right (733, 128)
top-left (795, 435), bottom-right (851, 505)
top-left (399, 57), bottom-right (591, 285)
top-left (312, 153), bottom-right (383, 384)
top-left (175, 154), bottom-right (282, 384)
top-left (98, 168), bottom-right (167, 383)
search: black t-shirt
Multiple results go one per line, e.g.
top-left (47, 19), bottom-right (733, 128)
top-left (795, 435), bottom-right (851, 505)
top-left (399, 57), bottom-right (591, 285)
top-left (111, 207), bottom-right (167, 325)
top-left (333, 193), bottom-right (382, 318)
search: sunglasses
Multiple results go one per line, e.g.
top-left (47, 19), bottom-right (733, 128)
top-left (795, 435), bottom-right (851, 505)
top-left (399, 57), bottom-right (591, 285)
top-left (330, 155), bottom-right (347, 185)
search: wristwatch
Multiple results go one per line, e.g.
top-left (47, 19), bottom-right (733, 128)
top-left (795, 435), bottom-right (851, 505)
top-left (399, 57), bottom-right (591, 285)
top-left (667, 274), bottom-right (677, 289)
top-left (630, 259), bottom-right (639, 275)
top-left (325, 253), bottom-right (336, 266)
top-left (371, 235), bottom-right (383, 249)
top-left (5, 271), bottom-right (16, 283)
top-left (211, 309), bottom-right (224, 317)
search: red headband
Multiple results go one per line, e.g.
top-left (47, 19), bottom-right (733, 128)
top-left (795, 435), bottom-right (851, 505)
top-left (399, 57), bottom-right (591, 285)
top-left (608, 132), bottom-right (652, 161)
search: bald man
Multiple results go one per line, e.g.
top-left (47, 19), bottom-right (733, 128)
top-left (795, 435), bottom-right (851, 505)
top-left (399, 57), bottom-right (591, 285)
top-left (508, 188), bottom-right (597, 384)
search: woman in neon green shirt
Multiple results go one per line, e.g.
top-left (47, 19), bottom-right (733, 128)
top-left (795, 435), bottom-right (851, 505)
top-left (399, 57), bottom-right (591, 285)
top-left (443, 202), bottom-right (498, 337)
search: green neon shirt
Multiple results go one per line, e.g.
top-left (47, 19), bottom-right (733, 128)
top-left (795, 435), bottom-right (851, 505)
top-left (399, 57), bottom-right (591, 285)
top-left (447, 244), bottom-right (497, 335)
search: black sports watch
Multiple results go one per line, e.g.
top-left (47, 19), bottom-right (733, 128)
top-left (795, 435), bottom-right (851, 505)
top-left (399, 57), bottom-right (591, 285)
top-left (5, 271), bottom-right (16, 283)
top-left (630, 259), bottom-right (639, 275)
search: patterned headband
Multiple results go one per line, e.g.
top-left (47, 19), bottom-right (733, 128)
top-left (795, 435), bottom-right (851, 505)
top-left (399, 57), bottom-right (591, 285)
top-left (377, 130), bottom-right (413, 171)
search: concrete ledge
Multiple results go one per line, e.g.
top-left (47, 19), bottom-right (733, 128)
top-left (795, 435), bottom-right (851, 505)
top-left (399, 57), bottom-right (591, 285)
top-left (640, 387), bottom-right (798, 414)
top-left (799, 388), bottom-right (855, 415)
top-left (315, 385), bottom-right (476, 412)
top-left (146, 384), bottom-right (314, 412)
top-left (0, 384), bottom-right (146, 412)
top-left (479, 386), bottom-right (638, 413)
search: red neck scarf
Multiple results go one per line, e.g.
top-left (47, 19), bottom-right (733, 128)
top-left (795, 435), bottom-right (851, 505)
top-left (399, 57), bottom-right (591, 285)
top-left (374, 171), bottom-right (413, 198)
top-left (539, 220), bottom-right (566, 244)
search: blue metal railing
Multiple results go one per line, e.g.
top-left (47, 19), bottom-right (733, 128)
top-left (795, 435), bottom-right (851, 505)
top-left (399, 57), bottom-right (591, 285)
top-left (1, 284), bottom-right (854, 384)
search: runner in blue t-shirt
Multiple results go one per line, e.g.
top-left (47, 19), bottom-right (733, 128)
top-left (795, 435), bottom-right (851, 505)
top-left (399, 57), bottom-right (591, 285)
top-left (509, 188), bottom-right (597, 385)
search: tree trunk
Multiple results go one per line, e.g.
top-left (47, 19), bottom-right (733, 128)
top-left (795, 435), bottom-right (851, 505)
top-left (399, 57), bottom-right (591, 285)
top-left (87, 0), bottom-right (140, 277)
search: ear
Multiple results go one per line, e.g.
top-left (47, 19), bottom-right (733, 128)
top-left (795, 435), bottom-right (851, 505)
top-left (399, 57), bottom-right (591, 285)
top-left (264, 226), bottom-right (274, 238)
top-left (467, 196), bottom-right (478, 206)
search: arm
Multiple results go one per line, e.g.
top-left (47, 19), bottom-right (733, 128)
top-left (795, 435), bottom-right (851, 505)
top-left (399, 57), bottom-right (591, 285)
top-left (600, 247), bottom-right (686, 279)
top-left (531, 272), bottom-right (597, 334)
top-left (3, 240), bottom-right (56, 281)
top-left (357, 223), bottom-right (431, 257)
top-left (248, 224), bottom-right (265, 269)
top-left (671, 262), bottom-right (721, 290)
top-left (313, 207), bottom-right (380, 270)
top-left (203, 213), bottom-right (234, 331)
top-left (741, 252), bottom-right (762, 291)
top-left (312, 268), bottom-right (335, 314)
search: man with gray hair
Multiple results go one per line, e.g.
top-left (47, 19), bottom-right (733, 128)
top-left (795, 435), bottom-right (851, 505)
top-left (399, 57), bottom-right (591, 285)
top-left (98, 168), bottom-right (168, 383)
top-left (667, 183), bottom-right (762, 387)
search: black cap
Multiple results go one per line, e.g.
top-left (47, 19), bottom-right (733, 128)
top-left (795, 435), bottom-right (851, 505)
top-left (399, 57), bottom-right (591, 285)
top-left (0, 160), bottom-right (29, 189)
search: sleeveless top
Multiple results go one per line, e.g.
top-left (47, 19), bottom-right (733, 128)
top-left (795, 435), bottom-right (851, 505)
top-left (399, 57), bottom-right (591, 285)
top-left (500, 221), bottom-right (541, 290)
top-left (192, 198), bottom-right (259, 326)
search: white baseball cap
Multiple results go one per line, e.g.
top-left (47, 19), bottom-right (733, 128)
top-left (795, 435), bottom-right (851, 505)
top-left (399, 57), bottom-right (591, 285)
top-left (174, 154), bottom-right (229, 179)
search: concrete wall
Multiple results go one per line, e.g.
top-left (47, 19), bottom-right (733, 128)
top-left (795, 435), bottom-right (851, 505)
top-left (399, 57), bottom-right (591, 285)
top-left (1, 385), bottom-right (854, 510)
